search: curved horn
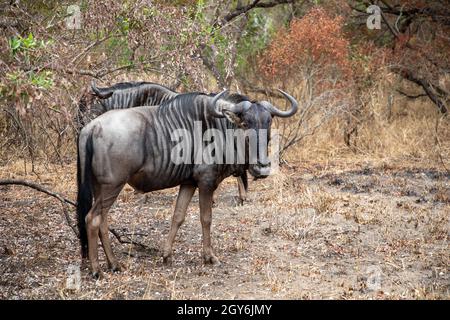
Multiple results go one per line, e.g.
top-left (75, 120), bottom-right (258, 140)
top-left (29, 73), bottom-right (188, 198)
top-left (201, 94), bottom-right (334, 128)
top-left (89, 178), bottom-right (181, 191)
top-left (208, 90), bottom-right (229, 118)
top-left (91, 80), bottom-right (114, 99)
top-left (263, 89), bottom-right (298, 118)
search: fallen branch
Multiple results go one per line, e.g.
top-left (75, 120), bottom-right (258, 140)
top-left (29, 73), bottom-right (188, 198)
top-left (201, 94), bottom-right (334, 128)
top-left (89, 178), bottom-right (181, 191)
top-left (0, 179), bottom-right (76, 206)
top-left (0, 179), bottom-right (154, 250)
top-left (109, 228), bottom-right (157, 252)
top-left (0, 179), bottom-right (78, 236)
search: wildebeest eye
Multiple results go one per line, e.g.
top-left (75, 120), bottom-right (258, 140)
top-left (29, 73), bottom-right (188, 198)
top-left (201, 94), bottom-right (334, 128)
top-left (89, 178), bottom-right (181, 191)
top-left (240, 121), bottom-right (248, 129)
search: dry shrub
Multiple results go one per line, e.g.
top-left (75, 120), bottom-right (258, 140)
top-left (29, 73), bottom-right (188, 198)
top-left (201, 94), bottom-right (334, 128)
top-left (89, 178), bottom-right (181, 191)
top-left (0, 1), bottom-right (219, 165)
top-left (260, 7), bottom-right (352, 86)
top-left (258, 7), bottom-right (356, 158)
top-left (303, 186), bottom-right (336, 215)
top-left (281, 69), bottom-right (450, 168)
top-left (256, 5), bottom-right (449, 168)
top-left (349, 75), bottom-right (450, 163)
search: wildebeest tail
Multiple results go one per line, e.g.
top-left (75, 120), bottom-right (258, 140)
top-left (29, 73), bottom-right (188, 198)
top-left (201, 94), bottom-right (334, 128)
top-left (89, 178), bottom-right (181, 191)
top-left (76, 132), bottom-right (94, 259)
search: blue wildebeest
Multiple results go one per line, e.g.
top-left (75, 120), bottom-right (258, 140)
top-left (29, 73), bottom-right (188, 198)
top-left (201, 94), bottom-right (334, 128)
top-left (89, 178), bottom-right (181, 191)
top-left (77, 89), bottom-right (298, 278)
top-left (79, 81), bottom-right (249, 204)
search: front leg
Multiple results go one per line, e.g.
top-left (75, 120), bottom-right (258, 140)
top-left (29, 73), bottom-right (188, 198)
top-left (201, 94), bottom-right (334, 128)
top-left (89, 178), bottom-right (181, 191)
top-left (236, 176), bottom-right (247, 205)
top-left (163, 184), bottom-right (196, 264)
top-left (198, 187), bottom-right (220, 265)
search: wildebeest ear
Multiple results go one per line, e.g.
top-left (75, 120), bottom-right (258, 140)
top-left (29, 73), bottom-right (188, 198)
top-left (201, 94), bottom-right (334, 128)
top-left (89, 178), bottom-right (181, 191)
top-left (223, 110), bottom-right (245, 127)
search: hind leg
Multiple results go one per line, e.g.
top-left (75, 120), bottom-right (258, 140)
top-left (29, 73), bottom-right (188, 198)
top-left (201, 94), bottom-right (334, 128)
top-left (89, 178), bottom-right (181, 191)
top-left (87, 184), bottom-right (123, 278)
top-left (100, 186), bottom-right (123, 271)
top-left (99, 218), bottom-right (121, 272)
top-left (86, 198), bottom-right (103, 279)
top-left (98, 185), bottom-right (124, 272)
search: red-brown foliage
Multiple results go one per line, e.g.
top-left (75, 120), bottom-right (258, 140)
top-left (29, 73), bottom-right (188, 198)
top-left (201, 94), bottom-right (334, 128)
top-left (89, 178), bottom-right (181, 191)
top-left (260, 7), bottom-right (352, 91)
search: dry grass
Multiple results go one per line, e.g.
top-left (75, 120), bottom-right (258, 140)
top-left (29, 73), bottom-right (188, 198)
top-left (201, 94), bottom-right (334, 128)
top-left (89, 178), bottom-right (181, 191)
top-left (283, 80), bottom-right (450, 171)
top-left (1, 155), bottom-right (449, 299)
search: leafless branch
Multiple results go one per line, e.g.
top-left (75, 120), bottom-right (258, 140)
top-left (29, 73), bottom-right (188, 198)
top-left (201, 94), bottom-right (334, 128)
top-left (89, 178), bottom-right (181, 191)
top-left (396, 89), bottom-right (427, 99)
top-left (0, 179), bottom-right (158, 250)
top-left (0, 179), bottom-right (77, 236)
top-left (220, 0), bottom-right (297, 25)
top-left (392, 67), bottom-right (448, 114)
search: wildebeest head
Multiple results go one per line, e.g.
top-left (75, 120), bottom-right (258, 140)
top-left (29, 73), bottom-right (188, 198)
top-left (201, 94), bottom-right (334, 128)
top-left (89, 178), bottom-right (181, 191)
top-left (208, 90), bottom-right (298, 178)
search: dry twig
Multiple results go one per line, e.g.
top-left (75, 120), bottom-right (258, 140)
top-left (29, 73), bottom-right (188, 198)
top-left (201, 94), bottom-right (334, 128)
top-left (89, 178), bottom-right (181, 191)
top-left (0, 179), bottom-right (153, 250)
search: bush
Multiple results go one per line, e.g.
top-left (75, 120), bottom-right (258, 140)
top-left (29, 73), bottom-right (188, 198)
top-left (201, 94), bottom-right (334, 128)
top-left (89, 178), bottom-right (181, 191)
top-left (260, 7), bottom-right (352, 91)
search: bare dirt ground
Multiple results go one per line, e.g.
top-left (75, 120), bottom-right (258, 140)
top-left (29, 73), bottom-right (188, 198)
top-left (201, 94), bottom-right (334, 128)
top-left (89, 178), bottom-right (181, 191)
top-left (0, 158), bottom-right (448, 299)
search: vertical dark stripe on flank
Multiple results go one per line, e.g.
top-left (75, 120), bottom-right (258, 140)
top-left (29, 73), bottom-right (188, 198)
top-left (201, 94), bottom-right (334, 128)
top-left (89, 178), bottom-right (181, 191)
top-left (171, 106), bottom-right (187, 181)
top-left (164, 103), bottom-right (180, 179)
top-left (117, 92), bottom-right (123, 109)
top-left (125, 91), bottom-right (132, 108)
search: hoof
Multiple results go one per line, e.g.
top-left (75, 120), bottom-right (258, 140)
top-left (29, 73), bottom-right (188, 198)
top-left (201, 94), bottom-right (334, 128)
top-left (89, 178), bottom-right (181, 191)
top-left (109, 264), bottom-right (122, 273)
top-left (203, 254), bottom-right (221, 266)
top-left (234, 196), bottom-right (245, 206)
top-left (91, 270), bottom-right (103, 280)
top-left (162, 255), bottom-right (172, 266)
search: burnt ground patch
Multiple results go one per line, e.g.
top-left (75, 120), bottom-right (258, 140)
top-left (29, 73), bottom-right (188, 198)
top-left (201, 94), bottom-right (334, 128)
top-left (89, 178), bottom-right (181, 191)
top-left (320, 166), bottom-right (449, 204)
